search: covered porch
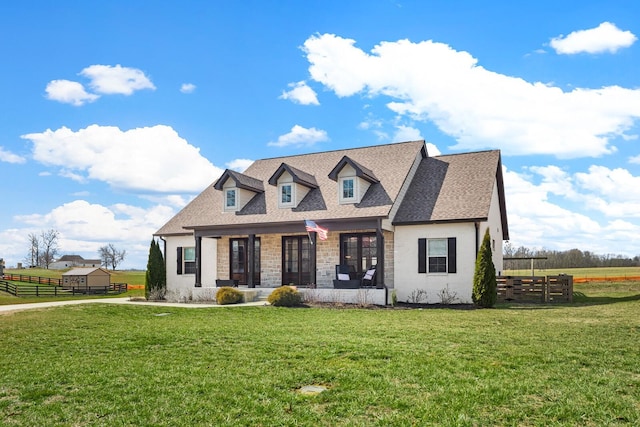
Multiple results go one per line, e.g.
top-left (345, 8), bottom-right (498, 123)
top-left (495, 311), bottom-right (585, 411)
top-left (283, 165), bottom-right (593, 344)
top-left (189, 218), bottom-right (390, 290)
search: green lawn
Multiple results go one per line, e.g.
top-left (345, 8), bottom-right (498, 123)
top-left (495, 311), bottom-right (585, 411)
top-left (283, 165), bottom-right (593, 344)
top-left (1, 284), bottom-right (639, 426)
top-left (504, 265), bottom-right (640, 279)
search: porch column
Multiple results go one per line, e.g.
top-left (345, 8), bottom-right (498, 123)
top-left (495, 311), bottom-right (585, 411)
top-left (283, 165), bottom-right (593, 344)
top-left (376, 226), bottom-right (384, 289)
top-left (247, 234), bottom-right (255, 288)
top-left (195, 235), bottom-right (202, 287)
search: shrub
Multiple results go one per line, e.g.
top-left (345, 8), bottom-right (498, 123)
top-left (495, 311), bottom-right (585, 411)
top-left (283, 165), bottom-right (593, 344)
top-left (267, 286), bottom-right (302, 307)
top-left (216, 287), bottom-right (243, 305)
top-left (473, 228), bottom-right (497, 307)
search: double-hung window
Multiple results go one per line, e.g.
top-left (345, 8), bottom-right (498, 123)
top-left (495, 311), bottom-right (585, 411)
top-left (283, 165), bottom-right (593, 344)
top-left (418, 237), bottom-right (457, 274)
top-left (183, 247), bottom-right (196, 274)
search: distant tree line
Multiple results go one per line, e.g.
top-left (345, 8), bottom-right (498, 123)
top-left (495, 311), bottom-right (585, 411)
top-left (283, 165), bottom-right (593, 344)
top-left (503, 243), bottom-right (640, 269)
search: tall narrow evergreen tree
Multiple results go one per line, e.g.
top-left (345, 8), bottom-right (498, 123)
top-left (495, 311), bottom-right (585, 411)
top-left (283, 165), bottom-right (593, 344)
top-left (145, 238), bottom-right (166, 299)
top-left (472, 228), bottom-right (497, 307)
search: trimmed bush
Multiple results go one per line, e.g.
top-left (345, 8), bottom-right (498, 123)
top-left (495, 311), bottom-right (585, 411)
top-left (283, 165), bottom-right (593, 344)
top-left (267, 286), bottom-right (302, 307)
top-left (216, 287), bottom-right (243, 305)
top-left (473, 228), bottom-right (497, 308)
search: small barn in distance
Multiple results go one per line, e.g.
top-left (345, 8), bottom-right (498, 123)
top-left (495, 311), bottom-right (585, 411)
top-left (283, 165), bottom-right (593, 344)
top-left (62, 267), bottom-right (111, 291)
top-left (50, 255), bottom-right (101, 270)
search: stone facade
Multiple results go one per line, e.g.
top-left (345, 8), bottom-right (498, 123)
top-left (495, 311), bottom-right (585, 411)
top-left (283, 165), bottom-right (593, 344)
top-left (215, 229), bottom-right (394, 288)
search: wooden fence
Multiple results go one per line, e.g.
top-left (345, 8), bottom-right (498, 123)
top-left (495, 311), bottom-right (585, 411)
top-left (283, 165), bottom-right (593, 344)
top-left (1, 274), bottom-right (61, 286)
top-left (497, 275), bottom-right (573, 303)
top-left (0, 280), bottom-right (128, 297)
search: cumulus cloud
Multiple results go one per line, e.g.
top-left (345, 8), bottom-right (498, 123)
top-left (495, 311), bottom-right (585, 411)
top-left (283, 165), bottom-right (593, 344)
top-left (45, 79), bottom-right (100, 106)
top-left (267, 125), bottom-right (329, 147)
top-left (392, 125), bottom-right (422, 143)
top-left (280, 81), bottom-right (320, 105)
top-left (180, 83), bottom-right (196, 93)
top-left (301, 33), bottom-right (640, 158)
top-left (550, 22), bottom-right (637, 55)
top-left (80, 64), bottom-right (155, 95)
top-left (9, 199), bottom-right (177, 268)
top-left (226, 158), bottom-right (254, 172)
top-left (0, 146), bottom-right (26, 164)
top-left (629, 154), bottom-right (640, 164)
top-left (21, 124), bottom-right (223, 193)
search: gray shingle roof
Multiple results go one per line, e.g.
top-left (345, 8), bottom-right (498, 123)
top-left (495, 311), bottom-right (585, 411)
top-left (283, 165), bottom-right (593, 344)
top-left (155, 140), bottom-right (426, 235)
top-left (155, 141), bottom-right (508, 239)
top-left (393, 150), bottom-right (509, 239)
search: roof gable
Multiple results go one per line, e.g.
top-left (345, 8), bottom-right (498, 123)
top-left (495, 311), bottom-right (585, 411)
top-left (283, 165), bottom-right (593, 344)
top-left (213, 169), bottom-right (264, 193)
top-left (328, 156), bottom-right (379, 183)
top-left (267, 163), bottom-right (318, 188)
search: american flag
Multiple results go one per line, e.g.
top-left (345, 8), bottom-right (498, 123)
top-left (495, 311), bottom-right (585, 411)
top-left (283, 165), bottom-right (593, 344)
top-left (304, 219), bottom-right (328, 241)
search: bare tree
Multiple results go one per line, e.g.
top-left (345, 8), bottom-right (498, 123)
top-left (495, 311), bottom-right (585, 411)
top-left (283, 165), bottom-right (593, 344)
top-left (99, 243), bottom-right (127, 270)
top-left (25, 232), bottom-right (40, 268)
top-left (40, 229), bottom-right (60, 269)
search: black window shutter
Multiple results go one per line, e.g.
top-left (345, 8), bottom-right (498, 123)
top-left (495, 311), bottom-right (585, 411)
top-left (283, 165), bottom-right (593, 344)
top-left (418, 238), bottom-right (427, 273)
top-left (447, 238), bottom-right (457, 273)
top-left (177, 246), bottom-right (183, 275)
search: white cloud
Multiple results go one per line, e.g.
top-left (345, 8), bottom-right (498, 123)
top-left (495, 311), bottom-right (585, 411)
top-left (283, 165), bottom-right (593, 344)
top-left (45, 79), bottom-right (100, 106)
top-left (550, 22), bottom-right (637, 55)
top-left (9, 199), bottom-right (177, 269)
top-left (629, 154), bottom-right (640, 164)
top-left (503, 163), bottom-right (640, 256)
top-left (226, 158), bottom-right (253, 172)
top-left (180, 83), bottom-right (196, 93)
top-left (301, 33), bottom-right (640, 159)
top-left (80, 64), bottom-right (155, 95)
top-left (267, 125), bottom-right (329, 147)
top-left (21, 124), bottom-right (223, 193)
top-left (0, 146), bottom-right (26, 163)
top-left (392, 125), bottom-right (422, 143)
top-left (279, 81), bottom-right (319, 105)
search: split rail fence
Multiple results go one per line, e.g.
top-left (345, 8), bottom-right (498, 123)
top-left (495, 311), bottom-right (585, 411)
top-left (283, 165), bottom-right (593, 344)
top-left (496, 275), bottom-right (573, 303)
top-left (0, 277), bottom-right (128, 297)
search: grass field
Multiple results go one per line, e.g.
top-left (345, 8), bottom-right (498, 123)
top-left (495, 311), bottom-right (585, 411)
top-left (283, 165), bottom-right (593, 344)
top-left (0, 283), bottom-right (639, 425)
top-left (504, 266), bottom-right (640, 280)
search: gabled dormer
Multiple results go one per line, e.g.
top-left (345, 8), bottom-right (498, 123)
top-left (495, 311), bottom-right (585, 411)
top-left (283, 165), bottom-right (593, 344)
top-left (328, 156), bottom-right (379, 204)
top-left (213, 169), bottom-right (264, 212)
top-left (268, 163), bottom-right (318, 209)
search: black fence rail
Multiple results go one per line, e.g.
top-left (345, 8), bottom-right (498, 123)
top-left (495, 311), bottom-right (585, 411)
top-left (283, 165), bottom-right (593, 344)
top-left (0, 280), bottom-right (128, 297)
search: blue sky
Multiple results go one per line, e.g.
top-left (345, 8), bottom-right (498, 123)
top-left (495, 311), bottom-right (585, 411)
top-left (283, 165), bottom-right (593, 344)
top-left (1, 1), bottom-right (639, 269)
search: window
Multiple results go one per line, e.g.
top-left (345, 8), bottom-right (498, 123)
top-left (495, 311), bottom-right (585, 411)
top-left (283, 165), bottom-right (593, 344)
top-left (177, 246), bottom-right (196, 275)
top-left (428, 239), bottom-right (447, 273)
top-left (340, 177), bottom-right (355, 202)
top-left (279, 183), bottom-right (293, 207)
top-left (418, 238), bottom-right (456, 274)
top-left (183, 247), bottom-right (196, 274)
top-left (225, 189), bottom-right (237, 209)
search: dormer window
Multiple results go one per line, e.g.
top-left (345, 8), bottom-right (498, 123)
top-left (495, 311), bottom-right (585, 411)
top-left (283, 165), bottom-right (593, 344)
top-left (340, 177), bottom-right (355, 202)
top-left (279, 183), bottom-right (294, 207)
top-left (329, 156), bottom-right (379, 205)
top-left (213, 169), bottom-right (265, 213)
top-left (225, 189), bottom-right (237, 210)
top-left (268, 163), bottom-right (318, 209)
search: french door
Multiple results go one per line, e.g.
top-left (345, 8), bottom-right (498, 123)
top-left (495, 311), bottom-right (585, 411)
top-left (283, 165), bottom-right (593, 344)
top-left (281, 236), bottom-right (312, 285)
top-left (230, 238), bottom-right (260, 285)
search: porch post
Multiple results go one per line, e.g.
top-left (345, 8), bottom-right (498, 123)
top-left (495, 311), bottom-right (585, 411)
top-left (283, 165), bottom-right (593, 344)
top-left (376, 225), bottom-right (384, 289)
top-left (195, 235), bottom-right (202, 287)
top-left (247, 234), bottom-right (255, 288)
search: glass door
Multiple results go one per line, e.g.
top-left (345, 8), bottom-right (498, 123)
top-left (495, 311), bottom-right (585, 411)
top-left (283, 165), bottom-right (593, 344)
top-left (282, 236), bottom-right (311, 285)
top-left (230, 238), bottom-right (260, 285)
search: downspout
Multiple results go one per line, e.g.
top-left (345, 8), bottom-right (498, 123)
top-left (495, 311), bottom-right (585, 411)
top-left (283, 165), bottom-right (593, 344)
top-left (475, 222), bottom-right (480, 258)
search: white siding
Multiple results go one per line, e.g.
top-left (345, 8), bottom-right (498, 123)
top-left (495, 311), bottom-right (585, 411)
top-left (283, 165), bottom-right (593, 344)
top-left (164, 234), bottom-right (217, 302)
top-left (394, 223), bottom-right (477, 304)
